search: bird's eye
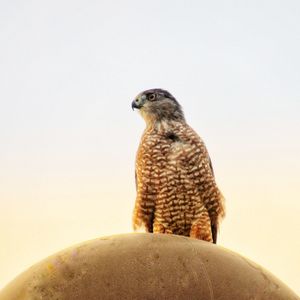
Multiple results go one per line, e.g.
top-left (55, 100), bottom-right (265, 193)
top-left (148, 93), bottom-right (156, 101)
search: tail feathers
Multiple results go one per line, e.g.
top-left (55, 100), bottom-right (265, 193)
top-left (211, 223), bottom-right (218, 244)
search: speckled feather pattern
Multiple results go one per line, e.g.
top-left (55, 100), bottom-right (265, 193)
top-left (133, 120), bottom-right (225, 243)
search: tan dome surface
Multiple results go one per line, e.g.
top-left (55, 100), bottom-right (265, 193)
top-left (0, 233), bottom-right (299, 300)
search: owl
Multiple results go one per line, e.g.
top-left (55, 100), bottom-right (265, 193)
top-left (132, 89), bottom-right (225, 243)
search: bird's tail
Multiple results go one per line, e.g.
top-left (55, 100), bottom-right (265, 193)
top-left (211, 223), bottom-right (218, 244)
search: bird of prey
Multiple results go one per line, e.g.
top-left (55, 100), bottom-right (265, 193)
top-left (132, 88), bottom-right (225, 243)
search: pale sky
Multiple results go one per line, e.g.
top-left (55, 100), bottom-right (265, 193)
top-left (0, 0), bottom-right (300, 295)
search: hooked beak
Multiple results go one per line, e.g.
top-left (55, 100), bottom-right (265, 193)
top-left (131, 96), bottom-right (144, 110)
top-left (131, 100), bottom-right (140, 110)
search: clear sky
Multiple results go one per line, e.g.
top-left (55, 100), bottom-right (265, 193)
top-left (0, 0), bottom-right (300, 295)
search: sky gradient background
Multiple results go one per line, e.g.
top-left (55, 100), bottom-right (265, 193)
top-left (1, 0), bottom-right (300, 295)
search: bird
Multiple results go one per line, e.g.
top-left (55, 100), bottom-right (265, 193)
top-left (131, 88), bottom-right (225, 243)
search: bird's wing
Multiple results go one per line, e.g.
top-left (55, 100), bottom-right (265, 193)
top-left (208, 156), bottom-right (215, 177)
top-left (207, 156), bottom-right (219, 243)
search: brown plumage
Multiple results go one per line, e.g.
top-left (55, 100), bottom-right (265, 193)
top-left (132, 89), bottom-right (225, 243)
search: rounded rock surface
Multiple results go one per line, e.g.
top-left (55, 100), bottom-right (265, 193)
top-left (0, 233), bottom-right (299, 300)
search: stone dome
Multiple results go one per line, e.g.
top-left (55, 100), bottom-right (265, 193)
top-left (0, 233), bottom-right (298, 300)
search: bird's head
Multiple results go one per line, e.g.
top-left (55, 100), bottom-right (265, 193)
top-left (132, 88), bottom-right (185, 125)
